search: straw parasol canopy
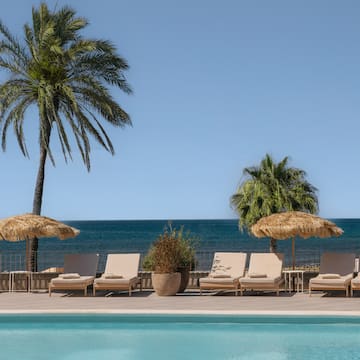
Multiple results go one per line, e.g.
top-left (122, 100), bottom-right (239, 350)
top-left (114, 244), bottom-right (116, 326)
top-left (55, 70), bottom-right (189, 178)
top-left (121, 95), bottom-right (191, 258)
top-left (0, 213), bottom-right (80, 241)
top-left (251, 211), bottom-right (343, 269)
top-left (0, 213), bottom-right (80, 271)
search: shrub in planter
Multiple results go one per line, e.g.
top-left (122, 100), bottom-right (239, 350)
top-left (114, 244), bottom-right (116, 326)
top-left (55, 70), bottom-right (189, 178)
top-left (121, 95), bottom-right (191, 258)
top-left (143, 225), bottom-right (198, 295)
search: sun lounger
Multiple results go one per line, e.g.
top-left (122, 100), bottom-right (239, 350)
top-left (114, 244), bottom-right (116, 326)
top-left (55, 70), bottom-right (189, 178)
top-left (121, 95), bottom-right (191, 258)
top-left (351, 266), bottom-right (360, 296)
top-left (93, 253), bottom-right (141, 296)
top-left (239, 253), bottom-right (284, 296)
top-left (48, 254), bottom-right (99, 296)
top-left (309, 252), bottom-right (355, 297)
top-left (199, 252), bottom-right (247, 295)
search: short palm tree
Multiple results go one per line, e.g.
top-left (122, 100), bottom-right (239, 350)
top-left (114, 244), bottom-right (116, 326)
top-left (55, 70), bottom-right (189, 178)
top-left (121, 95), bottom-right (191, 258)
top-left (231, 154), bottom-right (318, 252)
top-left (0, 3), bottom-right (132, 270)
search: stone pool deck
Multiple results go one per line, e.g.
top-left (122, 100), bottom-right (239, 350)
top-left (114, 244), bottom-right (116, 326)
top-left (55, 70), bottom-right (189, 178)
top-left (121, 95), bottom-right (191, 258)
top-left (1, 290), bottom-right (360, 315)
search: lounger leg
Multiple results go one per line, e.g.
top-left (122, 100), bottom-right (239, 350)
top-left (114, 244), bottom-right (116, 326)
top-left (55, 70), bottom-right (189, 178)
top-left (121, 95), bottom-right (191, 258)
top-left (129, 286), bottom-right (132, 297)
top-left (277, 288), bottom-right (279, 296)
top-left (49, 285), bottom-right (52, 297)
top-left (93, 287), bottom-right (96, 296)
top-left (351, 287), bottom-right (353, 297)
top-left (346, 287), bottom-right (349, 297)
top-left (84, 286), bottom-right (87, 296)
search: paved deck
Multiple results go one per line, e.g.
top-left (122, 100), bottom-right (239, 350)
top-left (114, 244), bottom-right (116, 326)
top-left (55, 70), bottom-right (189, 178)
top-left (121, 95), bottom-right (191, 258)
top-left (1, 290), bottom-right (360, 315)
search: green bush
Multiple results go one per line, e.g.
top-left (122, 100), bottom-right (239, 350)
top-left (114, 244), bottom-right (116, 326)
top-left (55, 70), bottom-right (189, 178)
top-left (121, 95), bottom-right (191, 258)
top-left (143, 225), bottom-right (198, 273)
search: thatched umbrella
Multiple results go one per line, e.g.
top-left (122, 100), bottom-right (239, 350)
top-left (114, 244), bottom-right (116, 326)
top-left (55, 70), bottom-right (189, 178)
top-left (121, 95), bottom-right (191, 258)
top-left (251, 211), bottom-right (343, 269)
top-left (0, 213), bottom-right (80, 271)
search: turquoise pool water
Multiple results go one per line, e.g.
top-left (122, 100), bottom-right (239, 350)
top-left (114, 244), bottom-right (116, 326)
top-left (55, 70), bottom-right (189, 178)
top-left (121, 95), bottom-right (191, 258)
top-left (1, 315), bottom-right (360, 359)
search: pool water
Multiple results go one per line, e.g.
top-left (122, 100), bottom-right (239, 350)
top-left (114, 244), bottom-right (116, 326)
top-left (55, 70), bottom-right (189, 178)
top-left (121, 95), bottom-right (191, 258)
top-left (1, 315), bottom-right (360, 359)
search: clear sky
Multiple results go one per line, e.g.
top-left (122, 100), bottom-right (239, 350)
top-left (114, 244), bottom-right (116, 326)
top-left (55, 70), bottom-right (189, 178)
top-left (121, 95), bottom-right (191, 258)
top-left (0, 0), bottom-right (359, 220)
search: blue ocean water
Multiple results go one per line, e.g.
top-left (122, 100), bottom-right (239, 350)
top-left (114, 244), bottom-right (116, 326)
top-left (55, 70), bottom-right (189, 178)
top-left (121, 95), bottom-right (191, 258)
top-left (0, 219), bottom-right (359, 271)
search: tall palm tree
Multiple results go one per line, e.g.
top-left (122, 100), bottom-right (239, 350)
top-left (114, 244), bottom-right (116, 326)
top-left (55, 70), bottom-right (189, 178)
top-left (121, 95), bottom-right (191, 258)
top-left (0, 3), bottom-right (132, 270)
top-left (231, 154), bottom-right (318, 252)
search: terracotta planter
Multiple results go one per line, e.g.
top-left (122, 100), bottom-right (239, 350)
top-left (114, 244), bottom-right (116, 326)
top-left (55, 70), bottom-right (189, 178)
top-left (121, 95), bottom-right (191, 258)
top-left (152, 272), bottom-right (181, 296)
top-left (177, 268), bottom-right (190, 293)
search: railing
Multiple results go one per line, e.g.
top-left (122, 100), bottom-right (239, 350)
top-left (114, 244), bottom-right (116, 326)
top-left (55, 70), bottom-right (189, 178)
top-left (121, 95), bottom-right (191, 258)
top-left (0, 249), bottom-right (324, 273)
top-left (3, 249), bottom-right (359, 292)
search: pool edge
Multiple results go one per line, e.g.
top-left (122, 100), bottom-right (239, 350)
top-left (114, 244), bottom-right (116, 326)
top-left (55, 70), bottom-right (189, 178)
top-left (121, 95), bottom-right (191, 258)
top-left (1, 309), bottom-right (360, 317)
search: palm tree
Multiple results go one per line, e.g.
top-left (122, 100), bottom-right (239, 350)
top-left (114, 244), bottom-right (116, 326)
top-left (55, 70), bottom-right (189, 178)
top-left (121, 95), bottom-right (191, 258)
top-left (230, 154), bottom-right (318, 252)
top-left (0, 3), bottom-right (132, 271)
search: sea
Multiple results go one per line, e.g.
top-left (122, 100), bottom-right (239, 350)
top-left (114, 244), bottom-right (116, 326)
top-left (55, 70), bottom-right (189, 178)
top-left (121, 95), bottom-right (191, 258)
top-left (0, 219), bottom-right (359, 272)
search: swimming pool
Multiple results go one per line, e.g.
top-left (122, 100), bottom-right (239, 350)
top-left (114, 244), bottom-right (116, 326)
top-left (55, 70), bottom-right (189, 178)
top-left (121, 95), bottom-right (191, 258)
top-left (1, 314), bottom-right (360, 359)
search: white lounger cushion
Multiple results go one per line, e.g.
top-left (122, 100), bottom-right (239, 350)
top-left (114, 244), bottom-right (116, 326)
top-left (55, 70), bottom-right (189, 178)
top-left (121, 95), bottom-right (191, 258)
top-left (51, 275), bottom-right (94, 285)
top-left (310, 274), bottom-right (353, 286)
top-left (199, 277), bottom-right (240, 285)
top-left (240, 276), bottom-right (282, 286)
top-left (94, 276), bottom-right (139, 285)
top-left (320, 273), bottom-right (341, 279)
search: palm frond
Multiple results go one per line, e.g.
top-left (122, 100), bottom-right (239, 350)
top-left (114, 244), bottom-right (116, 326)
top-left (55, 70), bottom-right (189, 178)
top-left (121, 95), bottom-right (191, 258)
top-left (0, 2), bottom-right (132, 171)
top-left (231, 154), bottom-right (318, 233)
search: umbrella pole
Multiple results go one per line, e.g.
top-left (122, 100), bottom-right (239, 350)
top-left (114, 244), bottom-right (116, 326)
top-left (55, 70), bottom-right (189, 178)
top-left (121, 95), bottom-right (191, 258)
top-left (292, 237), bottom-right (295, 270)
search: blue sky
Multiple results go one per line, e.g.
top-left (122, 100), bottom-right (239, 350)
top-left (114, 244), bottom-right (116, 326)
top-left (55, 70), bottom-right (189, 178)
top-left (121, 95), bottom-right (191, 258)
top-left (0, 0), bottom-right (359, 220)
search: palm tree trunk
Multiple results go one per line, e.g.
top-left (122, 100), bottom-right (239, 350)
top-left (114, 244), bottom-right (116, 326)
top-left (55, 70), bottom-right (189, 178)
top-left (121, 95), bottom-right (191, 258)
top-left (29, 131), bottom-right (50, 272)
top-left (269, 238), bottom-right (277, 253)
top-left (32, 144), bottom-right (47, 215)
